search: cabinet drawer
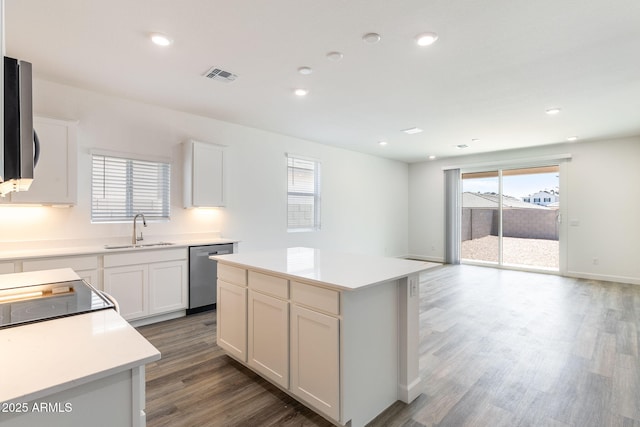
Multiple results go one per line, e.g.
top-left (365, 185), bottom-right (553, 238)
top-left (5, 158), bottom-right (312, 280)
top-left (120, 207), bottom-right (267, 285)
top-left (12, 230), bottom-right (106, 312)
top-left (104, 248), bottom-right (187, 268)
top-left (291, 281), bottom-right (340, 315)
top-left (218, 264), bottom-right (247, 286)
top-left (249, 271), bottom-right (288, 299)
top-left (23, 256), bottom-right (98, 272)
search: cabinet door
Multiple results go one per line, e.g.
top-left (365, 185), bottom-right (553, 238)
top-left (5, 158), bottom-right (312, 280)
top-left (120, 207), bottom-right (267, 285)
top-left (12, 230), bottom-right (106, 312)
top-left (104, 265), bottom-right (148, 320)
top-left (248, 290), bottom-right (289, 388)
top-left (290, 304), bottom-right (340, 421)
top-left (185, 141), bottom-right (225, 208)
top-left (10, 117), bottom-right (77, 205)
top-left (217, 280), bottom-right (247, 362)
top-left (149, 260), bottom-right (187, 314)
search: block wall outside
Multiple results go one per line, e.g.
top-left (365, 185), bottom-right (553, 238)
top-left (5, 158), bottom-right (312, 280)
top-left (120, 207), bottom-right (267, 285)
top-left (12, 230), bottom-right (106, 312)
top-left (288, 204), bottom-right (314, 229)
top-left (462, 208), bottom-right (559, 241)
top-left (461, 208), bottom-right (495, 240)
top-left (502, 208), bottom-right (559, 240)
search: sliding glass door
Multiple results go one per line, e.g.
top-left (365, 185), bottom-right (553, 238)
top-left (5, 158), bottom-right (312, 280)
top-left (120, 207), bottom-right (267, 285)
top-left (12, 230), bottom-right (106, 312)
top-left (461, 166), bottom-right (560, 271)
top-left (461, 171), bottom-right (500, 265)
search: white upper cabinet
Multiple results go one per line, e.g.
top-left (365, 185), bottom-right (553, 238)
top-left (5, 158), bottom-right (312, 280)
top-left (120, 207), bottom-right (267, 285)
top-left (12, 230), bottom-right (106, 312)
top-left (183, 140), bottom-right (226, 208)
top-left (9, 116), bottom-right (78, 205)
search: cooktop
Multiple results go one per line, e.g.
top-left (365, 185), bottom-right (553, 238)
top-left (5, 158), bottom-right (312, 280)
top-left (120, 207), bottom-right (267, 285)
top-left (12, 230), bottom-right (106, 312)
top-left (0, 279), bottom-right (115, 329)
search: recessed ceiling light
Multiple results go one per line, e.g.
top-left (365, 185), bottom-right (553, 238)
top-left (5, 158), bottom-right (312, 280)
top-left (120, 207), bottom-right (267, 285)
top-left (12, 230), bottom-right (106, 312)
top-left (546, 108), bottom-right (561, 115)
top-left (428, 155), bottom-right (436, 160)
top-left (378, 141), bottom-right (388, 146)
top-left (456, 144), bottom-right (469, 149)
top-left (362, 32), bottom-right (382, 44)
top-left (326, 51), bottom-right (344, 61)
top-left (415, 32), bottom-right (439, 46)
top-left (567, 136), bottom-right (578, 141)
top-left (294, 88), bottom-right (309, 97)
top-left (471, 138), bottom-right (480, 143)
top-left (150, 33), bottom-right (173, 46)
top-left (298, 66), bottom-right (313, 75)
top-left (402, 127), bottom-right (423, 135)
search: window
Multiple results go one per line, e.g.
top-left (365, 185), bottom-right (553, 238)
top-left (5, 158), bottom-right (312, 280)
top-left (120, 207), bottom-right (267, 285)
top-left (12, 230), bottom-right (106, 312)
top-left (91, 153), bottom-right (171, 223)
top-left (287, 155), bottom-right (321, 231)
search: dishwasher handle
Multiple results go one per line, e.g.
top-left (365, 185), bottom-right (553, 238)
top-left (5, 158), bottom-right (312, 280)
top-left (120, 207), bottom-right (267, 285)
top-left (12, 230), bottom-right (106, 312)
top-left (194, 249), bottom-right (231, 257)
top-left (208, 249), bottom-right (231, 256)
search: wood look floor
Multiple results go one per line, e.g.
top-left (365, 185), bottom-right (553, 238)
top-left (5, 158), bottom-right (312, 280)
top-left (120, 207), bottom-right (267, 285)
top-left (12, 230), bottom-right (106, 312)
top-left (138, 265), bottom-right (640, 427)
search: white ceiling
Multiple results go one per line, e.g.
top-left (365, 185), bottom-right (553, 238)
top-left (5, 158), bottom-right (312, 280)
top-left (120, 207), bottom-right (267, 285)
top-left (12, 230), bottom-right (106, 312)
top-left (5, 0), bottom-right (640, 163)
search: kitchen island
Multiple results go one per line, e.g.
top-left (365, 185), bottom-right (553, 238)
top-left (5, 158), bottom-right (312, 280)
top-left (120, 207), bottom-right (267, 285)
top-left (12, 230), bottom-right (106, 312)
top-left (0, 269), bottom-right (160, 427)
top-left (212, 247), bottom-right (439, 427)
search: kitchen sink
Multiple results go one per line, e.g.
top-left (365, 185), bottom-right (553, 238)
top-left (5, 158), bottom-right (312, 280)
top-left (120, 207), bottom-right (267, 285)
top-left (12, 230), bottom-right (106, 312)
top-left (104, 242), bottom-right (176, 250)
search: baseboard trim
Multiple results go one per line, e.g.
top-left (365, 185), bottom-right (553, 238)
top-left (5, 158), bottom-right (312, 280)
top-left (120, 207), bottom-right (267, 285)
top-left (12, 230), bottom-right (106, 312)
top-left (129, 310), bottom-right (186, 327)
top-left (566, 270), bottom-right (640, 286)
top-left (398, 377), bottom-right (423, 404)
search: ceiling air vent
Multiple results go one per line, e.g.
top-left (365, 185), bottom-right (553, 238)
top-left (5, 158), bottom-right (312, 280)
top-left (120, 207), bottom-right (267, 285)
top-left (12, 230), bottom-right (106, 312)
top-left (203, 67), bottom-right (237, 83)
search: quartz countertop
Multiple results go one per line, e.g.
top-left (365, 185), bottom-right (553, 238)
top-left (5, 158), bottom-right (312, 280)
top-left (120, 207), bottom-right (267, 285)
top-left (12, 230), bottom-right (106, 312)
top-left (0, 269), bottom-right (161, 404)
top-left (0, 267), bottom-right (81, 290)
top-left (0, 235), bottom-right (238, 261)
top-left (212, 247), bottom-right (440, 291)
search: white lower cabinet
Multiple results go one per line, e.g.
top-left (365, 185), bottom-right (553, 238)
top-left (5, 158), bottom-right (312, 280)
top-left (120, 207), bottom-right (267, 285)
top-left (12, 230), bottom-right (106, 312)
top-left (248, 289), bottom-right (289, 388)
top-left (217, 279), bottom-right (247, 361)
top-left (290, 304), bottom-right (340, 421)
top-left (104, 264), bottom-right (148, 320)
top-left (217, 264), bottom-right (342, 423)
top-left (149, 260), bottom-right (188, 314)
top-left (104, 249), bottom-right (187, 321)
top-left (5, 247), bottom-right (189, 325)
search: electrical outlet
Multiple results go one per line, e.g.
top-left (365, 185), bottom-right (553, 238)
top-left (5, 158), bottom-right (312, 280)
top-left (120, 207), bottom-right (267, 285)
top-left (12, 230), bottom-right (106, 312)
top-left (409, 277), bottom-right (418, 297)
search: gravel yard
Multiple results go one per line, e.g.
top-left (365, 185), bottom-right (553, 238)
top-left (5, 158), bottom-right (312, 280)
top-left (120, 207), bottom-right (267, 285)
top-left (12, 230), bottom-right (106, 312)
top-left (461, 235), bottom-right (559, 269)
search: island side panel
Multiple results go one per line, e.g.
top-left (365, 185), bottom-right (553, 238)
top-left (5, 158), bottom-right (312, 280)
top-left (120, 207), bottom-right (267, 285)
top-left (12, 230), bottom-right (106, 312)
top-left (341, 279), bottom-right (399, 427)
top-left (0, 368), bottom-right (137, 427)
top-left (397, 273), bottom-right (422, 403)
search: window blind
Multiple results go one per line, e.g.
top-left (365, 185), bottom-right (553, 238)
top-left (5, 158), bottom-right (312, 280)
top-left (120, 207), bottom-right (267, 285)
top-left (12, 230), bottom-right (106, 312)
top-left (91, 154), bottom-right (171, 223)
top-left (444, 168), bottom-right (461, 264)
top-left (287, 155), bottom-right (321, 231)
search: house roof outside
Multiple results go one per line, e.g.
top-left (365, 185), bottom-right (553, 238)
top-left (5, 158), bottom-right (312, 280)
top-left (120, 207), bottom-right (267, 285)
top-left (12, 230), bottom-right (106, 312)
top-left (526, 189), bottom-right (560, 198)
top-left (463, 192), bottom-right (550, 209)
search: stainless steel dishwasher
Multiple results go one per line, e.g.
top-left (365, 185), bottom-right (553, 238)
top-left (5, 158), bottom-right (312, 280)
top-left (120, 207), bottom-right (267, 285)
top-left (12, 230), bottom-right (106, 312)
top-left (188, 243), bottom-right (234, 314)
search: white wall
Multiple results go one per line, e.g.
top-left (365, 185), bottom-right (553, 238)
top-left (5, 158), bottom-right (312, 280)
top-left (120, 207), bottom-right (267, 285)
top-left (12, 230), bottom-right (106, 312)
top-left (0, 79), bottom-right (409, 257)
top-left (409, 136), bottom-right (640, 284)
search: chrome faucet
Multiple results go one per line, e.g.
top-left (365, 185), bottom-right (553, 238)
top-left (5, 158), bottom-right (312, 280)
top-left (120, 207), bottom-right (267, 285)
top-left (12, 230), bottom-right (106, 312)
top-left (132, 213), bottom-right (147, 245)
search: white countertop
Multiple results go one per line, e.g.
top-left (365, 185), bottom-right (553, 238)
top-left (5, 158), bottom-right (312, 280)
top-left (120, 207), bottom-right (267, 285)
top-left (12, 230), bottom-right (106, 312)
top-left (0, 269), bottom-right (161, 404)
top-left (212, 247), bottom-right (440, 291)
top-left (0, 235), bottom-right (238, 261)
top-left (0, 267), bottom-right (81, 290)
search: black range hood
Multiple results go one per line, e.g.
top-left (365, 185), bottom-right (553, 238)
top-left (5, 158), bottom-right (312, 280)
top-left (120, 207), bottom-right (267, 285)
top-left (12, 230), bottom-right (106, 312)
top-left (1, 56), bottom-right (39, 196)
